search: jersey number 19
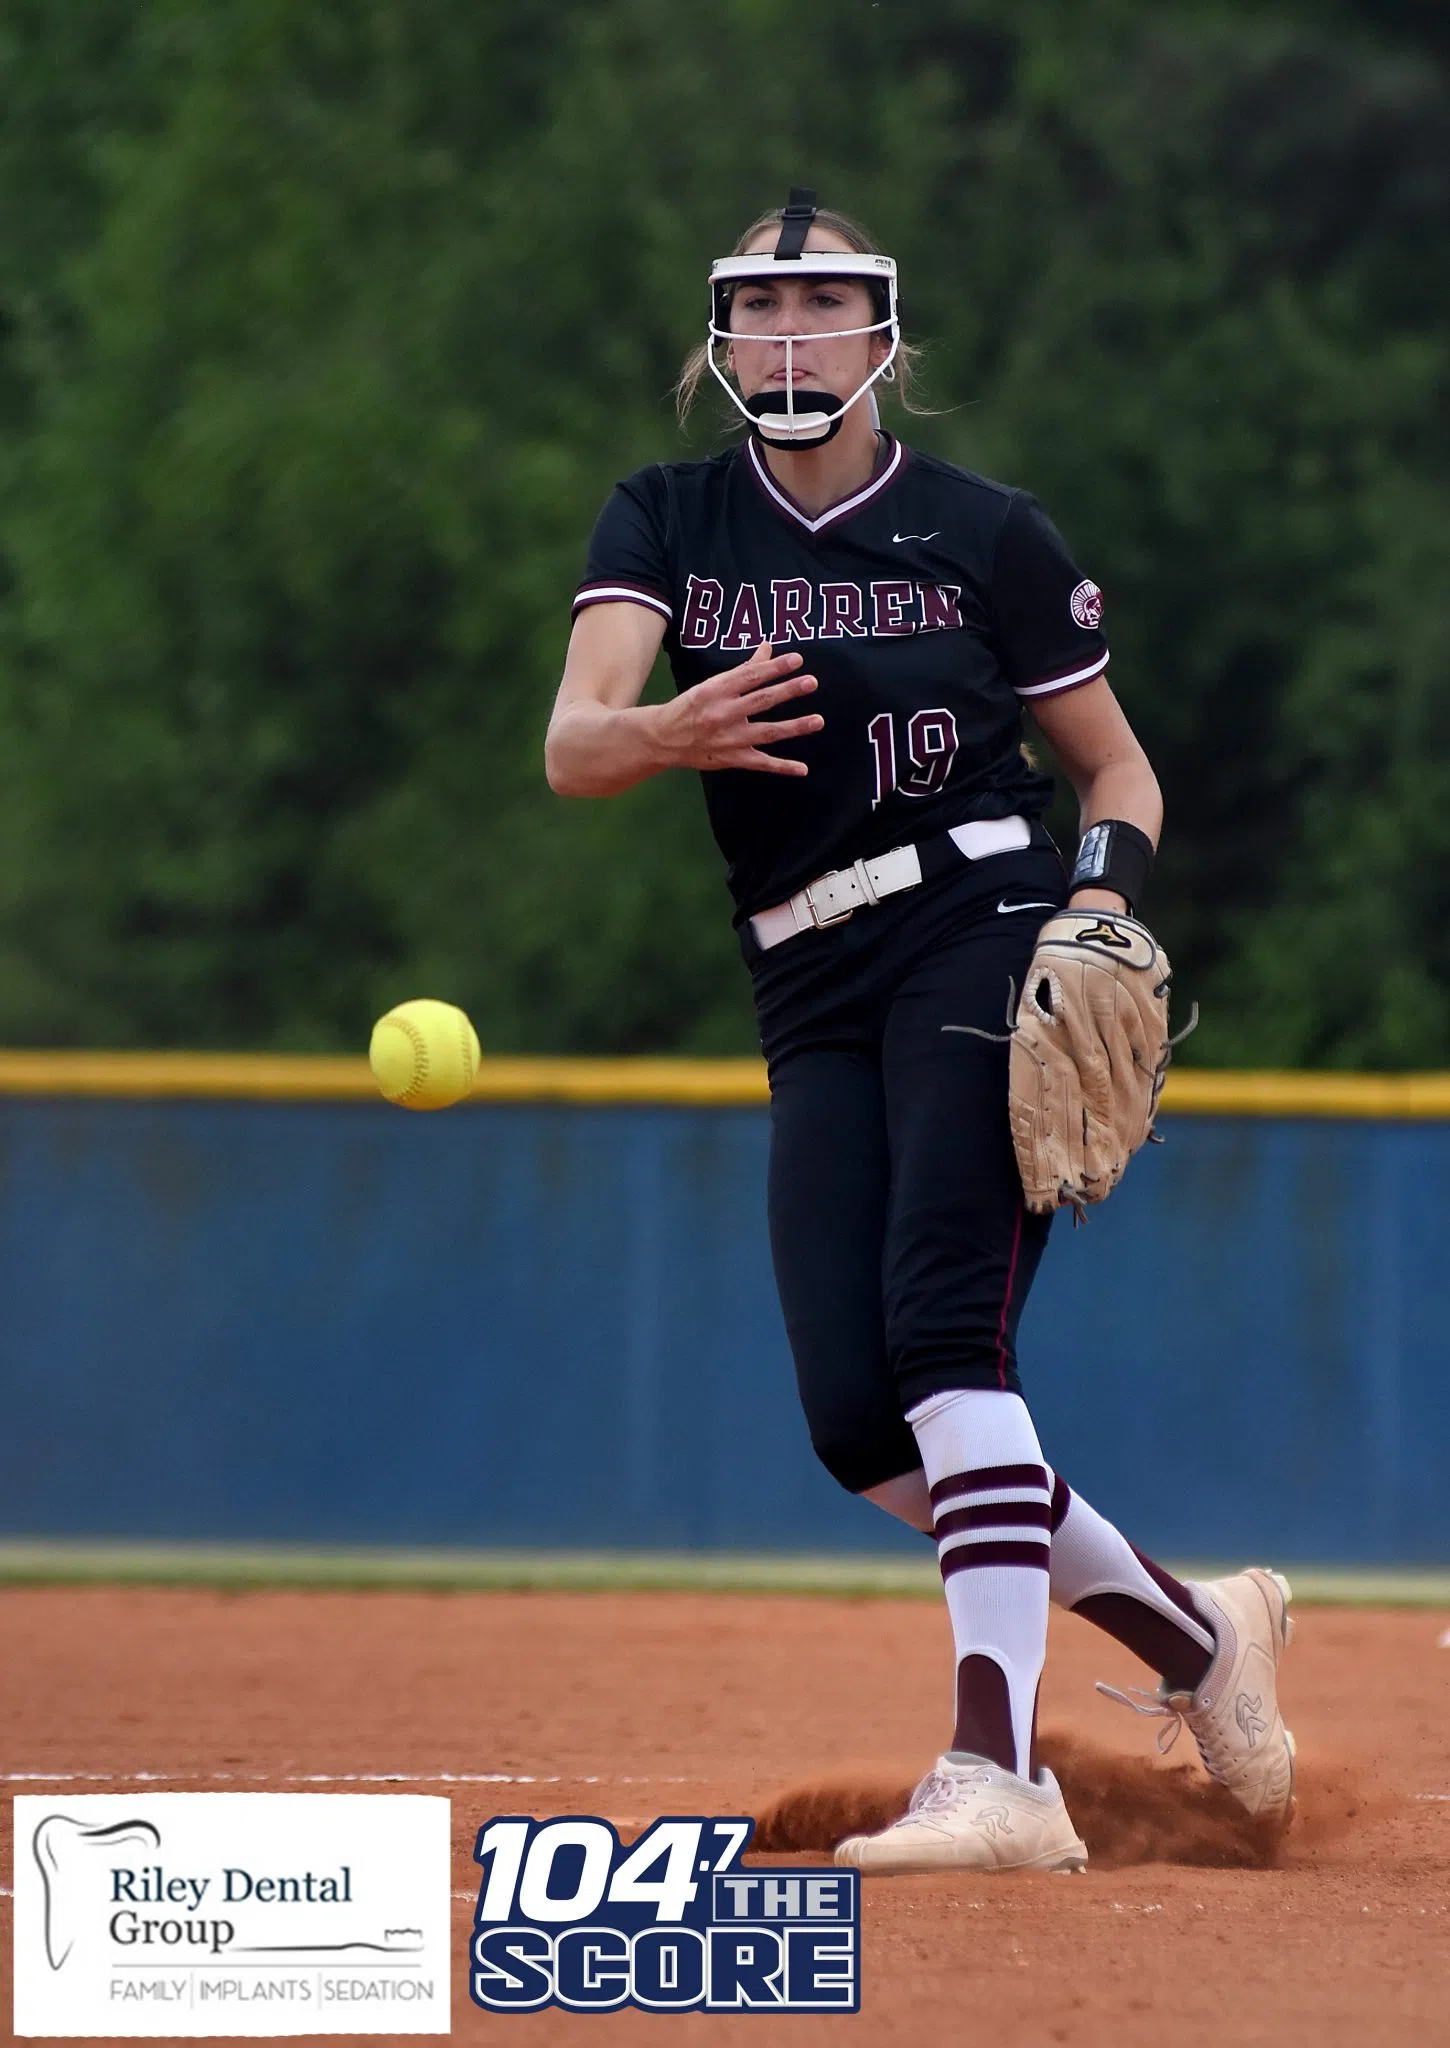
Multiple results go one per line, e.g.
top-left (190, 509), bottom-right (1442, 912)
top-left (867, 709), bottom-right (960, 807)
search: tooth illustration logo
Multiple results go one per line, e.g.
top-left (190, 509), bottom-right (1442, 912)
top-left (14, 1792), bottom-right (452, 2038)
top-left (34, 1815), bottom-right (162, 1970)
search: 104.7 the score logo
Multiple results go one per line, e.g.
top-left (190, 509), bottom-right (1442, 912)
top-left (469, 1814), bottom-right (859, 2014)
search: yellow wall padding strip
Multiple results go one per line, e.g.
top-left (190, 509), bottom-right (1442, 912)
top-left (0, 1051), bottom-right (1445, 1117)
top-left (1161, 1070), bottom-right (1450, 1118)
top-left (0, 1052), bottom-right (767, 1104)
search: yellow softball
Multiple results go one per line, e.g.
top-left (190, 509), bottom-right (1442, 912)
top-left (369, 998), bottom-right (482, 1110)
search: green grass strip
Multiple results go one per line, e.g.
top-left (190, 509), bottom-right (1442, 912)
top-left (0, 1542), bottom-right (1445, 1604)
top-left (0, 1542), bottom-right (938, 1596)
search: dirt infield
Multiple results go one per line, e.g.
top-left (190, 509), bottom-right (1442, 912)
top-left (2, 1584), bottom-right (1447, 2045)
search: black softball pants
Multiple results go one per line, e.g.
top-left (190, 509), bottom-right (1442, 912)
top-left (748, 840), bottom-right (1068, 1496)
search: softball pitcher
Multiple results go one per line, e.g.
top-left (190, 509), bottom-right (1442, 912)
top-left (546, 190), bottom-right (1294, 1873)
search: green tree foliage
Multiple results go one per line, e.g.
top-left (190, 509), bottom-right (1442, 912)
top-left (0, 0), bottom-right (1447, 1060)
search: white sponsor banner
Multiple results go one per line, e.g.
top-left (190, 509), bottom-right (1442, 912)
top-left (12, 1793), bottom-right (450, 2037)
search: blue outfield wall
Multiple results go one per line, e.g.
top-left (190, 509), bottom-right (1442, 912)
top-left (0, 1094), bottom-right (1444, 1564)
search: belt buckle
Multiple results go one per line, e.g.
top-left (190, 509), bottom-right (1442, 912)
top-left (804, 872), bottom-right (855, 929)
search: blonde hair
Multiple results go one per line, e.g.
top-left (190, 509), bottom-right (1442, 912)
top-left (675, 203), bottom-right (927, 428)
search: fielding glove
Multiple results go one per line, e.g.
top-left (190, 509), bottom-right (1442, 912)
top-left (1007, 909), bottom-right (1188, 1217)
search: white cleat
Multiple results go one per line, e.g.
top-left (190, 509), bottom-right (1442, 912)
top-left (834, 1753), bottom-right (1088, 1875)
top-left (1100, 1566), bottom-right (1297, 1828)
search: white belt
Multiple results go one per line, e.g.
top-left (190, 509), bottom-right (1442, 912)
top-left (749, 815), bottom-right (1032, 951)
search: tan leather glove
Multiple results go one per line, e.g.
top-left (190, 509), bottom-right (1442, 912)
top-left (1008, 909), bottom-right (1181, 1217)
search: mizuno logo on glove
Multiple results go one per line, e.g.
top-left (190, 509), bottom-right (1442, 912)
top-left (1076, 919), bottom-right (1134, 950)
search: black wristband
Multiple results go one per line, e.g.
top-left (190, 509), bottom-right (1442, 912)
top-left (1069, 819), bottom-right (1155, 913)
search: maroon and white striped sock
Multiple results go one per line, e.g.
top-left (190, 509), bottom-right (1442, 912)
top-left (857, 1456), bottom-right (1217, 1696)
top-left (1048, 1473), bottom-right (1214, 1692)
top-left (907, 1389), bottom-right (1051, 1779)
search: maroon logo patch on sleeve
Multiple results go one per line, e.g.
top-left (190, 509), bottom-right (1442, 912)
top-left (1070, 579), bottom-right (1104, 630)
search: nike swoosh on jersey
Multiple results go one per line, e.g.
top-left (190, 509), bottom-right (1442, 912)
top-left (892, 530), bottom-right (940, 543)
top-left (996, 899), bottom-right (1058, 915)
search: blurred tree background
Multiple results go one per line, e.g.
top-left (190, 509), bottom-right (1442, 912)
top-left (0, 0), bottom-right (1447, 1061)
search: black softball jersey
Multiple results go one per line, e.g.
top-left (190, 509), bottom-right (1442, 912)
top-left (572, 436), bottom-right (1108, 923)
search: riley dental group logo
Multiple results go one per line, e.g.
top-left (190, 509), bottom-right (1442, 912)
top-left (13, 1794), bottom-right (450, 2038)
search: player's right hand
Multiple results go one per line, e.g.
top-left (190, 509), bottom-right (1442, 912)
top-left (654, 640), bottom-right (822, 775)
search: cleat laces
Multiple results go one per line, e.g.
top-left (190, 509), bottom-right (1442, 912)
top-left (895, 1763), bottom-right (989, 1825)
top-left (1095, 1681), bottom-right (1234, 1784)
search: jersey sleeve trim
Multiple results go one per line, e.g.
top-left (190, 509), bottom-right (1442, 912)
top-left (1014, 648), bottom-right (1110, 699)
top-left (571, 578), bottom-right (673, 622)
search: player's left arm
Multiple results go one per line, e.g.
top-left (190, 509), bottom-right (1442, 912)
top-left (1027, 675), bottom-right (1162, 913)
top-left (1011, 674), bottom-right (1179, 1218)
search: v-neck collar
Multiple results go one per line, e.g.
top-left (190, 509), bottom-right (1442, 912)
top-left (745, 433), bottom-right (906, 536)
